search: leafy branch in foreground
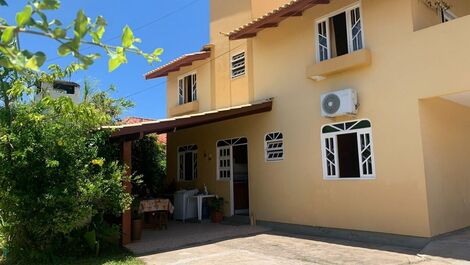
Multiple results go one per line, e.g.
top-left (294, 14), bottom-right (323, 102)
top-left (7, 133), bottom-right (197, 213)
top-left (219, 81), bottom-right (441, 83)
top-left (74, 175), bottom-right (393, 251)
top-left (0, 0), bottom-right (163, 72)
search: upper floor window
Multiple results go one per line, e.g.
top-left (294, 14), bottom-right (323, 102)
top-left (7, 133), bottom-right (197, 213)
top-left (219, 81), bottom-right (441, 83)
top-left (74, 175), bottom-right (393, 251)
top-left (231, 52), bottom-right (246, 79)
top-left (178, 73), bottom-right (197, 105)
top-left (316, 4), bottom-right (364, 62)
top-left (321, 119), bottom-right (375, 180)
top-left (265, 132), bottom-right (284, 161)
top-left (441, 8), bottom-right (457, 23)
top-left (177, 145), bottom-right (198, 181)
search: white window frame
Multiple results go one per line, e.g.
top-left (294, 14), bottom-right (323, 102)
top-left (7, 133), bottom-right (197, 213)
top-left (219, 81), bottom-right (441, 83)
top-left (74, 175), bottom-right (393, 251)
top-left (265, 132), bottom-right (284, 162)
top-left (231, 52), bottom-right (246, 79)
top-left (320, 119), bottom-right (376, 180)
top-left (216, 137), bottom-right (247, 181)
top-left (177, 72), bottom-right (197, 105)
top-left (315, 2), bottom-right (365, 63)
top-left (177, 145), bottom-right (198, 182)
top-left (441, 8), bottom-right (457, 23)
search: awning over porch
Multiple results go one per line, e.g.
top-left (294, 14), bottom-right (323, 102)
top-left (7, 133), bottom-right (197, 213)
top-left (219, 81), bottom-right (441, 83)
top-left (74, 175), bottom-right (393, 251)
top-left (106, 98), bottom-right (273, 139)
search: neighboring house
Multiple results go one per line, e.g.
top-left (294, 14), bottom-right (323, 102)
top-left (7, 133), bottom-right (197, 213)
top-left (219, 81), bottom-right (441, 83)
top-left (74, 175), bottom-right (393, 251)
top-left (35, 80), bottom-right (81, 103)
top-left (111, 0), bottom-right (470, 246)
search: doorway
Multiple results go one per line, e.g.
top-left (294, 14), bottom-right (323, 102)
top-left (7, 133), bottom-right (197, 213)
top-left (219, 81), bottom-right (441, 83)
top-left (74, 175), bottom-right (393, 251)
top-left (216, 137), bottom-right (249, 216)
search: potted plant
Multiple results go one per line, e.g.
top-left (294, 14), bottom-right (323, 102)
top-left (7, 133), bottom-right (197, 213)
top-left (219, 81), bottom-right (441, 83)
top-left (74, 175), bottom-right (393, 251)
top-left (131, 198), bottom-right (143, 241)
top-left (209, 197), bottom-right (224, 223)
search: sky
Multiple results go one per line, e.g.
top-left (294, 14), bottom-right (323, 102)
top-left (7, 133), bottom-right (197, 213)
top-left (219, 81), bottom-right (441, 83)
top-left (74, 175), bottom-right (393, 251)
top-left (1, 0), bottom-right (210, 119)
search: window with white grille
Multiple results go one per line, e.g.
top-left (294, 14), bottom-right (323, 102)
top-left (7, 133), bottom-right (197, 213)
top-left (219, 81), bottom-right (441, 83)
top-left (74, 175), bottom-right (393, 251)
top-left (441, 8), bottom-right (457, 23)
top-left (177, 145), bottom-right (198, 181)
top-left (231, 52), bottom-right (246, 79)
top-left (265, 132), bottom-right (284, 161)
top-left (216, 137), bottom-right (247, 180)
top-left (321, 120), bottom-right (375, 179)
top-left (178, 73), bottom-right (197, 105)
top-left (315, 3), bottom-right (364, 62)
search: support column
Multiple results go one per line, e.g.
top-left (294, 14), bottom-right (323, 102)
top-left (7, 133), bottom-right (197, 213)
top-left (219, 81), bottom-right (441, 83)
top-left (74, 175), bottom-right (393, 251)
top-left (121, 140), bottom-right (133, 245)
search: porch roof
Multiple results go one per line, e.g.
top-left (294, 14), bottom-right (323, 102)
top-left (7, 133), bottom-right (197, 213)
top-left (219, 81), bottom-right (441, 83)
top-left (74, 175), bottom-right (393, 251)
top-left (105, 98), bottom-right (273, 139)
top-left (228, 0), bottom-right (330, 40)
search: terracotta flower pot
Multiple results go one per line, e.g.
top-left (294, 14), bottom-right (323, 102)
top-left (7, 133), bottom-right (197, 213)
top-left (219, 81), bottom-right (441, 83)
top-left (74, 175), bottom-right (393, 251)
top-left (211, 212), bottom-right (224, 223)
top-left (132, 219), bottom-right (142, 241)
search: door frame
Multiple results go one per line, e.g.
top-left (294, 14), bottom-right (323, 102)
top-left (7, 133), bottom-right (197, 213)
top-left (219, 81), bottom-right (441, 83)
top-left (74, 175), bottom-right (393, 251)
top-left (216, 137), bottom-right (248, 216)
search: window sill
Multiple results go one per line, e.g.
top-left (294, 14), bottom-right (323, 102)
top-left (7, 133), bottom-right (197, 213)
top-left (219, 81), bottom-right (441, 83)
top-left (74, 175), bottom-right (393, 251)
top-left (307, 49), bottom-right (371, 81)
top-left (169, 101), bottom-right (199, 117)
top-left (323, 176), bottom-right (376, 181)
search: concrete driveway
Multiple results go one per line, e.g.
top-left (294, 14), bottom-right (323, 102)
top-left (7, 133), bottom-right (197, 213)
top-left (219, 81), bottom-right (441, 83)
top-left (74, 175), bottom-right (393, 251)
top-left (139, 228), bottom-right (470, 265)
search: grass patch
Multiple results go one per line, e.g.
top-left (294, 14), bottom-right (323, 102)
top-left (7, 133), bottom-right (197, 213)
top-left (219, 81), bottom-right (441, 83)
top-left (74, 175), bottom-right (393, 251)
top-left (1, 247), bottom-right (144, 265)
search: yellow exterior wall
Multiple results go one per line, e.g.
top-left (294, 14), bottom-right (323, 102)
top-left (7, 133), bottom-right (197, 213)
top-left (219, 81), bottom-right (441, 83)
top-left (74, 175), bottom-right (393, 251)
top-left (163, 0), bottom-right (470, 238)
top-left (419, 97), bottom-right (470, 236)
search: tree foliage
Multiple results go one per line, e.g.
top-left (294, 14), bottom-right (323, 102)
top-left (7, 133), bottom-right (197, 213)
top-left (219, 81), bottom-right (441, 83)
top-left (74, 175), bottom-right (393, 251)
top-left (0, 66), bottom-right (134, 261)
top-left (0, 0), bottom-right (163, 72)
top-left (132, 136), bottom-right (166, 197)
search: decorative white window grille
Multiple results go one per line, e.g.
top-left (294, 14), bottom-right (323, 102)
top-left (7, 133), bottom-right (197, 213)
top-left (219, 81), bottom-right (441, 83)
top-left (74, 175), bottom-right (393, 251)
top-left (315, 3), bottom-right (364, 62)
top-left (177, 145), bottom-right (198, 181)
top-left (178, 73), bottom-right (197, 105)
top-left (231, 52), bottom-right (246, 79)
top-left (441, 8), bottom-right (457, 23)
top-left (317, 21), bottom-right (330, 62)
top-left (321, 119), bottom-right (375, 179)
top-left (265, 132), bottom-right (284, 161)
top-left (216, 137), bottom-right (248, 180)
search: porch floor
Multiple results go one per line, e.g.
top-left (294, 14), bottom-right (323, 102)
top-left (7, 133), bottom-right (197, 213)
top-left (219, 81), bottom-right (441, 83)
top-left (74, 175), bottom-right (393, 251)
top-left (125, 221), bottom-right (271, 255)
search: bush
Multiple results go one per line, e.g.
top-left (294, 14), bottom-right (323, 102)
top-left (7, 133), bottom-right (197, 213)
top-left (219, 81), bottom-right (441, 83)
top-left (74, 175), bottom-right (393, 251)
top-left (0, 95), bottom-right (132, 261)
top-left (132, 135), bottom-right (166, 197)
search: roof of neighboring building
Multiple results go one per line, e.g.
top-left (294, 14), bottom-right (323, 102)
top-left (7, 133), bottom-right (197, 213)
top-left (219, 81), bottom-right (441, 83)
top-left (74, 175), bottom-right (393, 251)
top-left (144, 45), bottom-right (212, 80)
top-left (228, 0), bottom-right (330, 40)
top-left (121, 116), bottom-right (156, 125)
top-left (105, 98), bottom-right (273, 138)
top-left (120, 117), bottom-right (167, 144)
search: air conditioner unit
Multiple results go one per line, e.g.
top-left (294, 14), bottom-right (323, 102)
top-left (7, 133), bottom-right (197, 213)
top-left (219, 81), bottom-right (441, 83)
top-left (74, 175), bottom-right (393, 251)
top-left (321, 88), bottom-right (358, 117)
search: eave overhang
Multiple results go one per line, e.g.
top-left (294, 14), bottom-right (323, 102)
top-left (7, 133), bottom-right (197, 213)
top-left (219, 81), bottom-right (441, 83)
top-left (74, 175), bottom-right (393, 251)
top-left (228, 0), bottom-right (330, 40)
top-left (105, 98), bottom-right (273, 139)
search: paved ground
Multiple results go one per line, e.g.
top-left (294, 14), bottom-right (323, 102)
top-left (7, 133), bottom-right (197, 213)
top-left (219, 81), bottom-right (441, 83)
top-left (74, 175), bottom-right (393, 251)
top-left (126, 221), bottom-right (270, 255)
top-left (136, 225), bottom-right (470, 265)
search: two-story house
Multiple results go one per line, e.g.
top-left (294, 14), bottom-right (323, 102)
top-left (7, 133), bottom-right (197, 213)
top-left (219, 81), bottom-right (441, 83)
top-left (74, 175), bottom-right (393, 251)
top-left (112, 0), bottom-right (470, 247)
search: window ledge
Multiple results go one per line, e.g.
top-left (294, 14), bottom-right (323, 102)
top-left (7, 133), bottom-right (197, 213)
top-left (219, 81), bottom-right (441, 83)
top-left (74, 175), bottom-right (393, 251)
top-left (169, 101), bottom-right (199, 117)
top-left (307, 49), bottom-right (371, 81)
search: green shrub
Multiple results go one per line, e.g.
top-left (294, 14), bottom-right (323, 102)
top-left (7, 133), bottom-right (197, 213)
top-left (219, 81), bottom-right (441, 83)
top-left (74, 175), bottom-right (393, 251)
top-left (132, 136), bottom-right (166, 197)
top-left (0, 93), bottom-right (132, 261)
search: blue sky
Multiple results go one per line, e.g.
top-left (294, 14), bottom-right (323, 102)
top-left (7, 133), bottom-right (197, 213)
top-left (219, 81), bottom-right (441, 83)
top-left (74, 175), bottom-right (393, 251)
top-left (2, 0), bottom-right (210, 119)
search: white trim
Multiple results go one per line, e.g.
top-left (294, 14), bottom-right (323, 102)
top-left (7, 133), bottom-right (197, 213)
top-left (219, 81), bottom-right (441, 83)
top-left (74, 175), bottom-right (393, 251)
top-left (320, 119), bottom-right (376, 180)
top-left (231, 51), bottom-right (246, 79)
top-left (315, 2), bottom-right (364, 63)
top-left (177, 144), bottom-right (198, 182)
top-left (264, 132), bottom-right (284, 162)
top-left (441, 8), bottom-right (457, 23)
top-left (177, 71), bottom-right (197, 105)
top-left (215, 137), bottom-right (248, 216)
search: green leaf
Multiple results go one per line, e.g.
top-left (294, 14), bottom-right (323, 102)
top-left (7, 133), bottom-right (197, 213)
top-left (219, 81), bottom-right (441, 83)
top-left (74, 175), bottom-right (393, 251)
top-left (121, 25), bottom-right (134, 48)
top-left (49, 19), bottom-right (62, 26)
top-left (52, 28), bottom-right (66, 39)
top-left (25, 52), bottom-right (46, 71)
top-left (37, 0), bottom-right (60, 10)
top-left (16, 5), bottom-right (33, 27)
top-left (57, 42), bottom-right (72, 56)
top-left (108, 52), bottom-right (127, 72)
top-left (0, 0), bottom-right (7, 6)
top-left (74, 10), bottom-right (89, 38)
top-left (152, 48), bottom-right (164, 57)
top-left (1, 26), bottom-right (16, 44)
